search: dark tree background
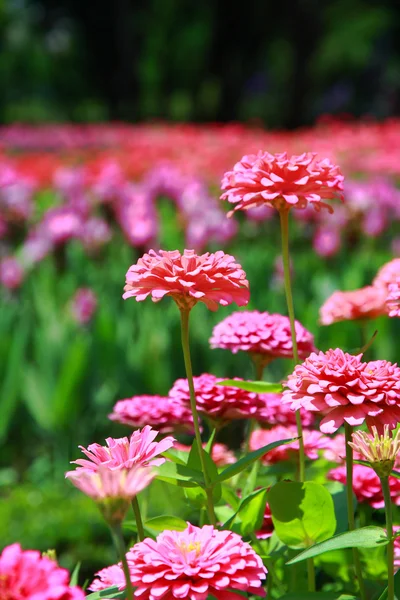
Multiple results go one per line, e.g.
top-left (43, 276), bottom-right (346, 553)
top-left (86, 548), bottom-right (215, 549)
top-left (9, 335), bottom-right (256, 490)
top-left (1, 0), bottom-right (400, 126)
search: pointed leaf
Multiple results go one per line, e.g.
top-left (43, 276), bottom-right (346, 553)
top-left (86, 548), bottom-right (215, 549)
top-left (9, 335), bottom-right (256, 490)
top-left (69, 562), bottom-right (81, 587)
top-left (223, 488), bottom-right (268, 536)
top-left (85, 587), bottom-right (125, 599)
top-left (279, 594), bottom-right (357, 600)
top-left (156, 462), bottom-right (204, 487)
top-left (217, 379), bottom-right (283, 393)
top-left (145, 516), bottom-right (187, 532)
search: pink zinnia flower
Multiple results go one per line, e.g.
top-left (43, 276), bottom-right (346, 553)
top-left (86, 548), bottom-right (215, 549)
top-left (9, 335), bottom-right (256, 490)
top-left (312, 227), bottom-right (341, 258)
top-left (221, 152), bottom-right (343, 216)
top-left (387, 280), bottom-right (400, 318)
top-left (173, 442), bottom-right (236, 467)
top-left (169, 373), bottom-right (265, 423)
top-left (373, 259), bottom-right (400, 290)
top-left (123, 249), bottom-right (249, 311)
top-left (393, 526), bottom-right (400, 569)
top-left (70, 426), bottom-right (175, 472)
top-left (109, 395), bottom-right (195, 433)
top-left (249, 425), bottom-right (328, 464)
top-left (319, 286), bottom-right (387, 325)
top-left (210, 310), bottom-right (316, 362)
top-left (282, 349), bottom-right (400, 434)
top-left (127, 523), bottom-right (267, 600)
top-left (0, 256), bottom-right (24, 290)
top-left (328, 464), bottom-right (400, 509)
top-left (89, 564), bottom-right (125, 593)
top-left (0, 543), bottom-right (85, 600)
top-left (70, 287), bottom-right (97, 324)
top-left (256, 502), bottom-right (274, 539)
top-left (256, 392), bottom-right (315, 427)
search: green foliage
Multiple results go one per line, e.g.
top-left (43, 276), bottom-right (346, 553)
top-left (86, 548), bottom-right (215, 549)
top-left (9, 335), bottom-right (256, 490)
top-left (144, 515), bottom-right (187, 532)
top-left (223, 487), bottom-right (268, 536)
top-left (217, 380), bottom-right (283, 393)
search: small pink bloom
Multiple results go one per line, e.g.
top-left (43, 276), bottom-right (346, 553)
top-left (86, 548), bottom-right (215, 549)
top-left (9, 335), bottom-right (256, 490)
top-left (40, 207), bottom-right (83, 244)
top-left (70, 426), bottom-right (175, 472)
top-left (89, 564), bottom-right (125, 593)
top-left (123, 249), bottom-right (249, 311)
top-left (71, 287), bottom-right (97, 324)
top-left (373, 259), bottom-right (400, 290)
top-left (282, 349), bottom-right (400, 434)
top-left (249, 425), bottom-right (329, 464)
top-left (319, 286), bottom-right (387, 325)
top-left (81, 216), bottom-right (112, 250)
top-left (387, 280), bottom-right (400, 318)
top-left (0, 543), bottom-right (85, 599)
top-left (328, 464), bottom-right (400, 509)
top-left (127, 523), bottom-right (267, 600)
top-left (173, 442), bottom-right (236, 467)
top-left (169, 373), bottom-right (265, 423)
top-left (393, 526), bottom-right (400, 569)
top-left (210, 310), bottom-right (316, 361)
top-left (109, 395), bottom-right (195, 433)
top-left (256, 393), bottom-right (315, 427)
top-left (0, 257), bottom-right (24, 290)
top-left (221, 151), bottom-right (343, 215)
top-left (312, 227), bottom-right (341, 257)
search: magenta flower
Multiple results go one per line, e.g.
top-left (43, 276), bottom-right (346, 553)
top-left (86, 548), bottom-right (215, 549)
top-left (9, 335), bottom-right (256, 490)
top-left (319, 286), bottom-right (387, 325)
top-left (210, 310), bottom-right (316, 361)
top-left (256, 392), bottom-right (315, 427)
top-left (126, 523), bottom-right (267, 600)
top-left (249, 425), bottom-right (329, 464)
top-left (282, 349), bottom-right (400, 433)
top-left (109, 395), bottom-right (195, 433)
top-left (169, 373), bottom-right (265, 423)
top-left (70, 287), bottom-right (97, 324)
top-left (0, 543), bottom-right (85, 600)
top-left (123, 249), bottom-right (249, 311)
top-left (0, 257), bottom-right (24, 290)
top-left (373, 258), bottom-right (400, 290)
top-left (387, 280), bottom-right (400, 318)
top-left (394, 526), bottom-right (400, 569)
top-left (221, 151), bottom-right (343, 215)
top-left (89, 564), bottom-right (125, 593)
top-left (70, 426), bottom-right (175, 472)
top-left (328, 464), bottom-right (400, 509)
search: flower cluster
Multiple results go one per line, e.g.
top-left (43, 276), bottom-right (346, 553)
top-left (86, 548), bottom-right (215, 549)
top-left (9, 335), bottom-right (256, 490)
top-left (256, 392), bottom-right (316, 427)
top-left (109, 395), bottom-right (195, 433)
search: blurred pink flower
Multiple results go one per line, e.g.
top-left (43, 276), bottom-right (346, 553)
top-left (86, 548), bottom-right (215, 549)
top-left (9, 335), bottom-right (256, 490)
top-left (127, 523), bottom-right (267, 600)
top-left (173, 442), bottom-right (236, 467)
top-left (312, 227), bottom-right (341, 257)
top-left (89, 564), bottom-right (125, 593)
top-left (169, 373), bottom-right (264, 423)
top-left (70, 426), bottom-right (175, 472)
top-left (40, 207), bottom-right (83, 244)
top-left (210, 310), bottom-right (315, 361)
top-left (0, 543), bottom-right (85, 599)
top-left (221, 151), bottom-right (343, 215)
top-left (256, 502), bottom-right (274, 539)
top-left (328, 464), bottom-right (400, 509)
top-left (255, 392), bottom-right (315, 427)
top-left (109, 395), bottom-right (195, 433)
top-left (387, 280), bottom-right (400, 318)
top-left (81, 216), bottom-right (112, 250)
top-left (373, 259), bottom-right (400, 290)
top-left (394, 526), bottom-right (400, 569)
top-left (0, 257), bottom-right (24, 290)
top-left (123, 249), bottom-right (250, 311)
top-left (71, 287), bottom-right (97, 324)
top-left (66, 465), bottom-right (155, 502)
top-left (323, 433), bottom-right (347, 463)
top-left (282, 349), bottom-right (400, 434)
top-left (319, 286), bottom-right (387, 325)
top-left (249, 425), bottom-right (329, 464)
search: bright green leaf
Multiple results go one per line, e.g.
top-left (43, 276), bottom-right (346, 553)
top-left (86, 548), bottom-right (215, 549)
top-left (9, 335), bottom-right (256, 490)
top-left (185, 441), bottom-right (221, 506)
top-left (145, 515), bottom-right (187, 532)
top-left (279, 594), bottom-right (357, 600)
top-left (217, 379), bottom-right (283, 393)
top-left (69, 562), bottom-right (81, 587)
top-left (85, 586), bottom-right (125, 599)
top-left (156, 462), bottom-right (204, 488)
top-left (223, 488), bottom-right (268, 536)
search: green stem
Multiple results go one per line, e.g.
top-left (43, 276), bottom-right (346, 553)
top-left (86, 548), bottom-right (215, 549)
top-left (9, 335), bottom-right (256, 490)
top-left (307, 557), bottom-right (316, 592)
top-left (179, 308), bottom-right (216, 525)
top-left (110, 523), bottom-right (134, 600)
top-left (381, 476), bottom-right (395, 600)
top-left (344, 423), bottom-right (367, 600)
top-left (279, 209), bottom-right (305, 482)
top-left (131, 496), bottom-right (145, 542)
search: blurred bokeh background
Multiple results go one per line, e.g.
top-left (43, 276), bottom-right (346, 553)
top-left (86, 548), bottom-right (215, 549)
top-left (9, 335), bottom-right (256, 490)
top-left (1, 0), bottom-right (400, 587)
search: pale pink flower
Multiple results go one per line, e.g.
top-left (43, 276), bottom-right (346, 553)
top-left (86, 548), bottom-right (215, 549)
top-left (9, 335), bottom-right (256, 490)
top-left (256, 503), bottom-right (274, 539)
top-left (173, 442), bottom-right (236, 467)
top-left (70, 287), bottom-right (97, 324)
top-left (127, 523), bottom-right (267, 600)
top-left (123, 249), bottom-right (250, 311)
top-left (70, 426), bottom-right (175, 472)
top-left (282, 349), bottom-right (400, 434)
top-left (349, 425), bottom-right (400, 477)
top-left (256, 393), bottom-right (315, 427)
top-left (221, 151), bottom-right (343, 215)
top-left (66, 465), bottom-right (155, 502)
top-left (0, 257), bottom-right (24, 290)
top-left (0, 543), bottom-right (85, 599)
top-left (169, 373), bottom-right (265, 423)
top-left (373, 259), bottom-right (400, 290)
top-left (312, 227), bottom-right (341, 258)
top-left (109, 396), bottom-right (195, 433)
top-left (40, 207), bottom-right (83, 244)
top-left (210, 310), bottom-right (316, 361)
top-left (249, 425), bottom-right (328, 464)
top-left (328, 464), bottom-right (400, 509)
top-left (89, 564), bottom-right (125, 593)
top-left (387, 280), bottom-right (400, 318)
top-left (319, 286), bottom-right (387, 325)
top-left (323, 433), bottom-right (347, 463)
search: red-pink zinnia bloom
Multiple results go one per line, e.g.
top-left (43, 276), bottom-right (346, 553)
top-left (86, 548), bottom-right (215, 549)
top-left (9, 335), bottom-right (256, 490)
top-left (89, 564), bottom-right (125, 593)
top-left (373, 259), bottom-right (400, 290)
top-left (109, 395), bottom-right (195, 433)
top-left (123, 249), bottom-right (249, 311)
top-left (126, 523), bottom-right (267, 600)
top-left (169, 373), bottom-right (265, 423)
top-left (256, 392), bottom-right (315, 427)
top-left (328, 464), bottom-right (400, 509)
top-left (70, 426), bottom-right (175, 472)
top-left (282, 349), bottom-right (400, 434)
top-left (66, 465), bottom-right (155, 502)
top-left (249, 425), bottom-right (328, 464)
top-left (387, 280), bottom-right (400, 318)
top-left (210, 310), bottom-right (316, 361)
top-left (0, 543), bottom-right (85, 600)
top-left (221, 151), bottom-right (343, 215)
top-left (173, 442), bottom-right (236, 467)
top-left (319, 286), bottom-right (387, 325)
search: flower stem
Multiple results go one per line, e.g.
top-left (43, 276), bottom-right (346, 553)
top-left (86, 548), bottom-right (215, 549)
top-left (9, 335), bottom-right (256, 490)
top-left (110, 523), bottom-right (134, 600)
top-left (381, 476), bottom-right (394, 600)
top-left (131, 496), bottom-right (145, 542)
top-left (307, 557), bottom-right (316, 592)
top-left (179, 308), bottom-right (216, 526)
top-left (344, 422), bottom-right (367, 600)
top-left (279, 208), bottom-right (305, 482)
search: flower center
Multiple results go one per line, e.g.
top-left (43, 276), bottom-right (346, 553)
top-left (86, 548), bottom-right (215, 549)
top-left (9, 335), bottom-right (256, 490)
top-left (178, 541), bottom-right (202, 557)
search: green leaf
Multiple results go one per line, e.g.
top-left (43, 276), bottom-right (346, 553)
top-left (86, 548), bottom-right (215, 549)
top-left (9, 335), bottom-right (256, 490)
top-left (69, 562), bottom-right (81, 587)
top-left (287, 526), bottom-right (388, 564)
top-left (217, 379), bottom-right (283, 393)
top-left (279, 594), bottom-right (357, 600)
top-left (156, 462), bottom-right (204, 488)
top-left (162, 449), bottom-right (189, 466)
top-left (145, 515), bottom-right (187, 532)
top-left (85, 586), bottom-right (125, 599)
top-left (377, 567), bottom-right (400, 599)
top-left (223, 488), bottom-right (268, 536)
top-left (390, 469), bottom-right (400, 480)
top-left (221, 484), bottom-right (240, 510)
top-left (268, 481), bottom-right (336, 549)
top-left (215, 438), bottom-right (296, 483)
top-left (185, 441), bottom-right (221, 506)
